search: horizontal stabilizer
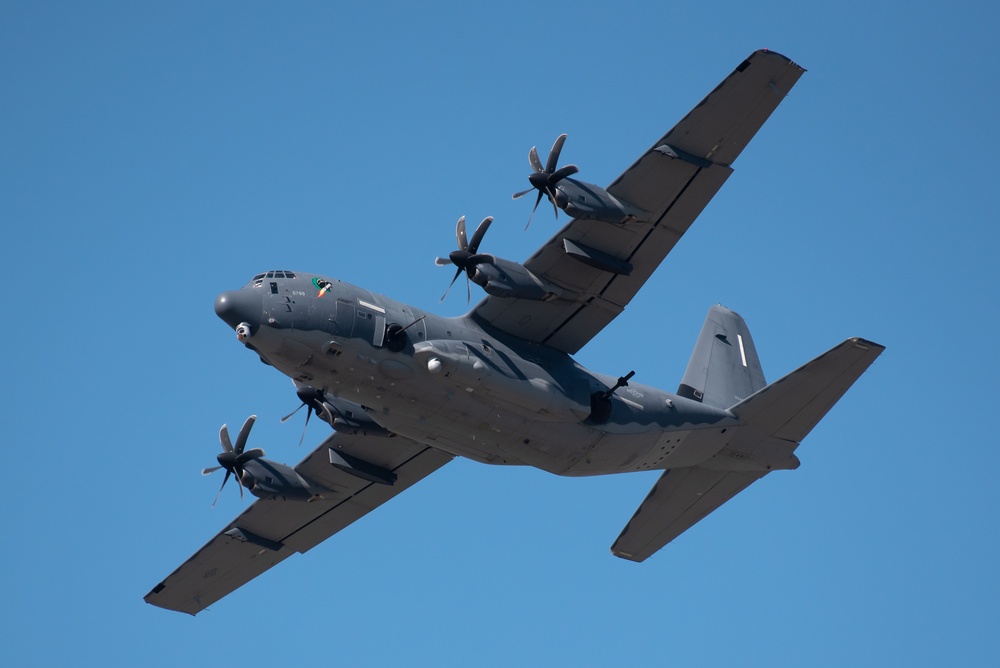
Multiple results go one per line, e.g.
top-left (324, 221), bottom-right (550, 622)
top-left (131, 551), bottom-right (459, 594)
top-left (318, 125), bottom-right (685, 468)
top-left (730, 337), bottom-right (885, 443)
top-left (611, 466), bottom-right (764, 562)
top-left (612, 337), bottom-right (884, 562)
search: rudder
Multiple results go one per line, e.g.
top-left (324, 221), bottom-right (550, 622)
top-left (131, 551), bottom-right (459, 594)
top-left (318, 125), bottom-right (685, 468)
top-left (678, 305), bottom-right (766, 409)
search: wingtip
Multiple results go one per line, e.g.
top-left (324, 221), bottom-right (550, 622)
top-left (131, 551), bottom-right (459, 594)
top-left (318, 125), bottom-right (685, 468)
top-left (753, 48), bottom-right (807, 72)
top-left (849, 337), bottom-right (886, 352)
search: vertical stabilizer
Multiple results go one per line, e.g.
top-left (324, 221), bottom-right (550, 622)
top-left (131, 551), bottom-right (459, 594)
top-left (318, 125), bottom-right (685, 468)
top-left (678, 305), bottom-right (766, 409)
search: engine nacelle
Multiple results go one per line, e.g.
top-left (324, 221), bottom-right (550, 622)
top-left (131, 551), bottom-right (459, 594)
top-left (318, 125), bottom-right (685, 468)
top-left (328, 399), bottom-right (391, 438)
top-left (242, 458), bottom-right (320, 501)
top-left (555, 178), bottom-right (648, 224)
top-left (471, 257), bottom-right (563, 301)
top-left (294, 383), bottom-right (392, 437)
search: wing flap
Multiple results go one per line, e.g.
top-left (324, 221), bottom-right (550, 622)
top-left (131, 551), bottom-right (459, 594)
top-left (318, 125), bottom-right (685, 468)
top-left (144, 433), bottom-right (451, 615)
top-left (285, 443), bottom-right (452, 552)
top-left (611, 466), bottom-right (765, 562)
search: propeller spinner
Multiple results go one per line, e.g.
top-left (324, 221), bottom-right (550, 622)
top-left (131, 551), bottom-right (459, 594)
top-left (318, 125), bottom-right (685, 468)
top-left (512, 133), bottom-right (579, 229)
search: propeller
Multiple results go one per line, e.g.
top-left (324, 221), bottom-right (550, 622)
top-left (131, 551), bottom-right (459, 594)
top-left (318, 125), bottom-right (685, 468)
top-left (201, 415), bottom-right (265, 507)
top-left (281, 383), bottom-right (330, 446)
top-left (434, 215), bottom-right (494, 302)
top-left (512, 133), bottom-right (578, 229)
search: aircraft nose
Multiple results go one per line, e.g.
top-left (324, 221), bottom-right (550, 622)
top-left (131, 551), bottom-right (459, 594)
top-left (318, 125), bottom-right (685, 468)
top-left (214, 289), bottom-right (263, 329)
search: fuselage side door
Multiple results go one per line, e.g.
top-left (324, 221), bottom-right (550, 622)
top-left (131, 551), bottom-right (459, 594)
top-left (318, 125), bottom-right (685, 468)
top-left (334, 299), bottom-right (355, 337)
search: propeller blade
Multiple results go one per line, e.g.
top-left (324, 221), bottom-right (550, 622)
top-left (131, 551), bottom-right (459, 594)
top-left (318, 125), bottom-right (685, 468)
top-left (298, 406), bottom-right (312, 447)
top-left (280, 402), bottom-right (304, 423)
top-left (455, 216), bottom-right (468, 252)
top-left (525, 191), bottom-right (543, 230)
top-left (212, 469), bottom-right (233, 508)
top-left (233, 415), bottom-right (256, 454)
top-left (434, 256), bottom-right (452, 266)
top-left (546, 134), bottom-right (567, 173)
top-left (202, 465), bottom-right (222, 475)
top-left (467, 216), bottom-right (493, 254)
top-left (219, 424), bottom-right (233, 453)
top-left (550, 164), bottom-right (579, 183)
top-left (237, 447), bottom-right (265, 463)
top-left (440, 267), bottom-right (463, 301)
top-left (512, 188), bottom-right (533, 200)
top-left (529, 145), bottom-right (543, 173)
top-left (318, 401), bottom-right (335, 425)
top-left (546, 187), bottom-right (560, 219)
top-left (466, 253), bottom-right (495, 266)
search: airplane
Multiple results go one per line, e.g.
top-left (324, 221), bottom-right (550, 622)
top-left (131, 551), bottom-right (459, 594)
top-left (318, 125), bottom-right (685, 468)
top-left (144, 49), bottom-right (884, 615)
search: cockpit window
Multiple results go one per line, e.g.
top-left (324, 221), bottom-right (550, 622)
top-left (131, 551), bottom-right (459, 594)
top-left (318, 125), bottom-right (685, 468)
top-left (247, 270), bottom-right (296, 288)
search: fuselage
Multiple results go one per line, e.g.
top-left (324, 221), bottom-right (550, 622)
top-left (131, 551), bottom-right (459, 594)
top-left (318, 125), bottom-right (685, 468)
top-left (215, 270), bottom-right (738, 477)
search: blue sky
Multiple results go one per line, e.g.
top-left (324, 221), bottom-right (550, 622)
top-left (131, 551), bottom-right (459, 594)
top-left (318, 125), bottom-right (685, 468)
top-left (3, 1), bottom-right (998, 665)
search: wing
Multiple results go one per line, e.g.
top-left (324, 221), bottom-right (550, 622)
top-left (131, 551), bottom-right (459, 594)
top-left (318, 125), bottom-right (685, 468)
top-left (144, 432), bottom-right (452, 615)
top-left (473, 50), bottom-right (805, 353)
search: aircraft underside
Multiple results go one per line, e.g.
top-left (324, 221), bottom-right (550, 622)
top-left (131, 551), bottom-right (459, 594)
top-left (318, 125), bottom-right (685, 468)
top-left (246, 319), bottom-right (738, 477)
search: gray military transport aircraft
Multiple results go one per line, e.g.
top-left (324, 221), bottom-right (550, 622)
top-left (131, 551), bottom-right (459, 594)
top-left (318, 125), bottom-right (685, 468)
top-left (145, 49), bottom-right (883, 615)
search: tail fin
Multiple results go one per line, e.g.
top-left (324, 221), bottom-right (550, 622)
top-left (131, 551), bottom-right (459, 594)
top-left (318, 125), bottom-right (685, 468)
top-left (678, 305), bottom-right (766, 409)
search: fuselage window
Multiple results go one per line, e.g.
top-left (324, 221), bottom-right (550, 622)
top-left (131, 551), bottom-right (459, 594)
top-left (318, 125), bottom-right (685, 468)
top-left (270, 282), bottom-right (278, 294)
